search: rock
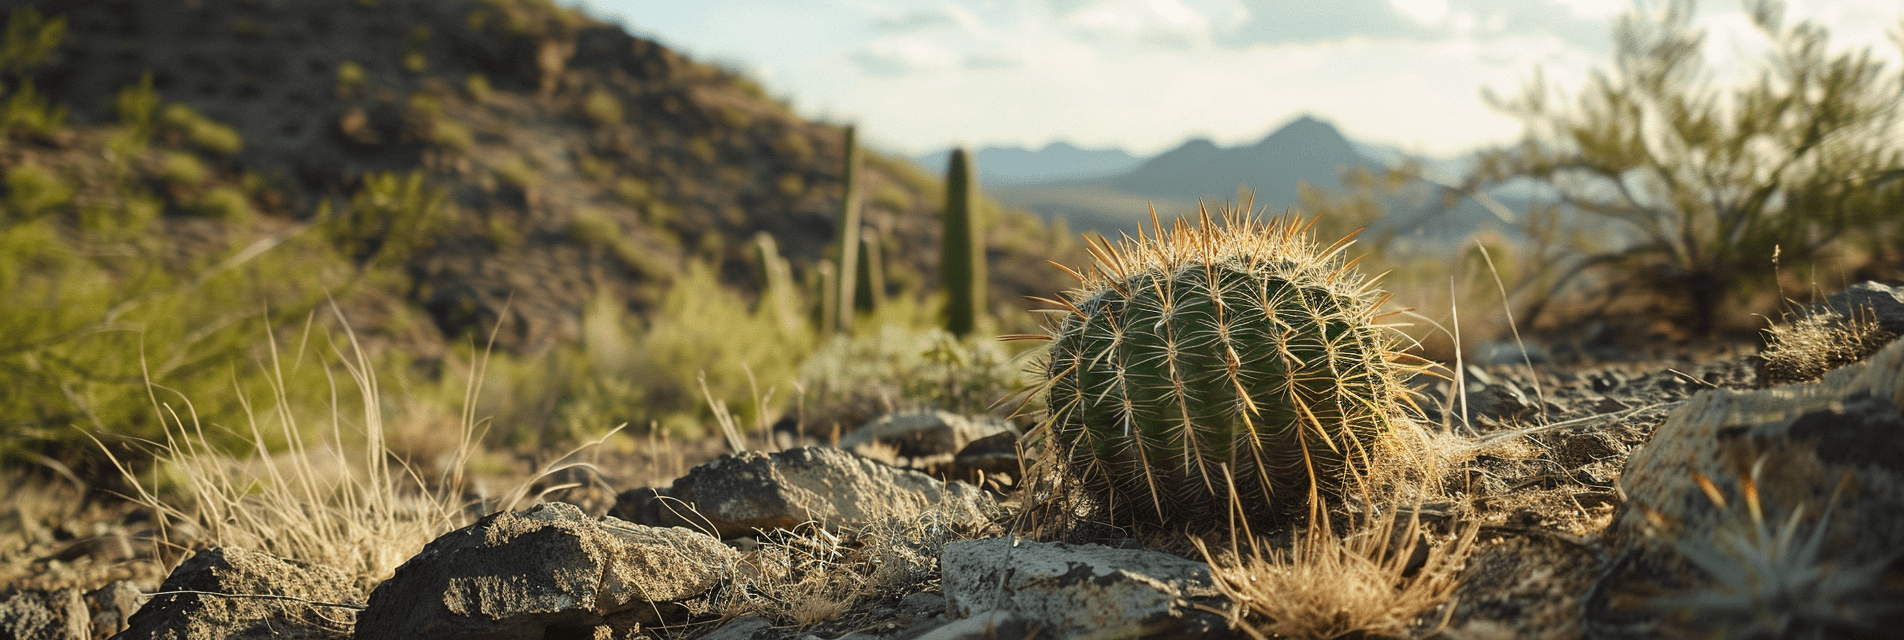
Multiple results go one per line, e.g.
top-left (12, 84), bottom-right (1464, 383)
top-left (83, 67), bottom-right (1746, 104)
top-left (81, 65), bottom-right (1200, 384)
top-left (117, 547), bottom-right (359, 640)
top-left (1588, 338), bottom-right (1904, 638)
top-left (609, 447), bottom-right (999, 539)
top-left (1817, 281), bottom-right (1904, 337)
top-left (838, 411), bottom-right (1011, 460)
top-left (353, 502), bottom-right (737, 640)
top-left (86, 581), bottom-right (143, 640)
top-left (695, 615), bottom-right (772, 640)
top-left (1463, 367), bottom-right (1536, 423)
top-left (940, 432), bottom-right (1021, 488)
top-left (939, 537), bottom-right (1231, 639)
top-left (0, 588), bottom-right (89, 640)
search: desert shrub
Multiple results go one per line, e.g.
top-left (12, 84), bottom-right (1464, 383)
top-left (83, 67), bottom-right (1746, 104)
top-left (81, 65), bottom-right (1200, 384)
top-left (112, 74), bottom-right (160, 151)
top-left (157, 151), bottom-right (207, 185)
top-left (428, 118), bottom-right (473, 151)
top-left (494, 155), bottom-right (537, 191)
top-left (321, 171), bottom-right (447, 269)
top-left (612, 176), bottom-right (651, 206)
top-left (796, 322), bottom-right (1034, 436)
top-left (158, 103), bottom-right (243, 156)
top-left (3, 161), bottom-right (73, 219)
top-left (1758, 310), bottom-right (1896, 385)
top-left (1466, 0), bottom-right (1904, 334)
top-left (1, 7), bottom-right (64, 77)
top-left (402, 50), bottom-right (427, 74)
top-left (479, 263), bottom-right (815, 444)
top-left (581, 89), bottom-right (622, 127)
top-left (189, 186), bottom-right (253, 221)
top-left (335, 61), bottom-right (366, 98)
top-left (463, 73), bottom-right (491, 102)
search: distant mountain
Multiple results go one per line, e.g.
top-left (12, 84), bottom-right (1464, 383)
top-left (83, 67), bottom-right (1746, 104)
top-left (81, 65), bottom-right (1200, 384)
top-left (1111, 115), bottom-right (1372, 206)
top-left (914, 142), bottom-right (1144, 186)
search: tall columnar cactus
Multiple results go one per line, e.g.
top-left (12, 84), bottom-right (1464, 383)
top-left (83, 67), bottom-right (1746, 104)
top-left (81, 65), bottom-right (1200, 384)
top-left (942, 148), bottom-right (984, 336)
top-left (834, 125), bottom-right (863, 334)
top-left (1033, 204), bottom-right (1419, 531)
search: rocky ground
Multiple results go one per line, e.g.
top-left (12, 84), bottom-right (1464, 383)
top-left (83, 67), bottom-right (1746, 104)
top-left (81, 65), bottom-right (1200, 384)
top-left (4, 283), bottom-right (1904, 640)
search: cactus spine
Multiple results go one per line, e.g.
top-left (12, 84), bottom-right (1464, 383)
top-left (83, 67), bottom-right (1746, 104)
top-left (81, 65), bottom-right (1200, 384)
top-left (834, 125), bottom-right (863, 334)
top-left (942, 148), bottom-right (984, 337)
top-left (1035, 204), bottom-right (1417, 531)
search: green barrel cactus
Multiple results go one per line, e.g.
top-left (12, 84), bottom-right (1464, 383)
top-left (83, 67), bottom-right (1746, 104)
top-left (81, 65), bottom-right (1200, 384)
top-left (1033, 205), bottom-right (1417, 530)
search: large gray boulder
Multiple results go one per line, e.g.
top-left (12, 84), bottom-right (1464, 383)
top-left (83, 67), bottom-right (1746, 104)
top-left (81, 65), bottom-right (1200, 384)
top-left (939, 538), bottom-right (1232, 639)
top-left (115, 547), bottom-right (359, 640)
top-left (352, 502), bottom-right (736, 640)
top-left (1589, 338), bottom-right (1904, 638)
top-left (610, 446), bottom-right (998, 538)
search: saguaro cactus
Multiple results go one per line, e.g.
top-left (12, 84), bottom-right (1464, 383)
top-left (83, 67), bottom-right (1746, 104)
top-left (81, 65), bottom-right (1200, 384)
top-left (834, 125), bottom-right (863, 334)
top-left (1033, 204), bottom-right (1419, 531)
top-left (942, 148), bottom-right (984, 337)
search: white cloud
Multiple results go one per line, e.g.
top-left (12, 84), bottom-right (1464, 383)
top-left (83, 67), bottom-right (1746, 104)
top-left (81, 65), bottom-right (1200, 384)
top-left (1390, 0), bottom-right (1450, 26)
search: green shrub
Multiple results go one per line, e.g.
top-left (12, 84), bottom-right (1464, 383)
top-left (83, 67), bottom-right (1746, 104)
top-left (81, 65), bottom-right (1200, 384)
top-left (464, 73), bottom-right (492, 102)
top-left (112, 73), bottom-right (161, 151)
top-left (159, 104), bottom-right (243, 156)
top-left (402, 50), bottom-right (427, 74)
top-left (335, 61), bottom-right (366, 99)
top-left (1, 7), bottom-right (65, 76)
top-left (797, 322), bottom-right (1031, 437)
top-left (613, 177), bottom-right (651, 206)
top-left (494, 156), bottom-right (537, 191)
top-left (158, 151), bottom-right (208, 185)
top-left (428, 118), bottom-right (473, 151)
top-left (190, 186), bottom-right (253, 221)
top-left (4, 162), bottom-right (74, 219)
top-left (322, 171), bottom-right (447, 268)
top-left (582, 90), bottom-right (622, 127)
top-left (0, 81), bottom-right (66, 137)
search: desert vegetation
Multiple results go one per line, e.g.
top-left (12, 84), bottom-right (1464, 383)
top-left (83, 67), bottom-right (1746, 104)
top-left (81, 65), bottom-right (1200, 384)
top-left (2, 0), bottom-right (1902, 639)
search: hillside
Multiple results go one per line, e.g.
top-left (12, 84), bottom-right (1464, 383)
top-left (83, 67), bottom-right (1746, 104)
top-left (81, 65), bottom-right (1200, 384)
top-left (14, 0), bottom-right (1068, 352)
top-left (0, 0), bottom-right (1082, 462)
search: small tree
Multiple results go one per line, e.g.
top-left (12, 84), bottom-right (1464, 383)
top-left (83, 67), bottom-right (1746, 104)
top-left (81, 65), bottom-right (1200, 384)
top-left (1468, 0), bottom-right (1904, 335)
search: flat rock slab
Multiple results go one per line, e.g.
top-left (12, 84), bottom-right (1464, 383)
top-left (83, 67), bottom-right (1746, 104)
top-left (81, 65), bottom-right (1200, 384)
top-left (116, 547), bottom-right (359, 640)
top-left (612, 446), bottom-right (998, 538)
top-left (1592, 338), bottom-right (1904, 637)
top-left (353, 502), bottom-right (737, 640)
top-left (939, 538), bottom-right (1232, 639)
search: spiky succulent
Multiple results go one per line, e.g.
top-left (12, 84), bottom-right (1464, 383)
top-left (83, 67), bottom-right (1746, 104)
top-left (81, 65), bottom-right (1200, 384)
top-left (1026, 204), bottom-right (1419, 531)
top-left (1649, 466), bottom-right (1899, 639)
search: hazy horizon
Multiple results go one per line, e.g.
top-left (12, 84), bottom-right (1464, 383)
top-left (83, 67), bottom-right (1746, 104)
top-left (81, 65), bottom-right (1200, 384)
top-left (568, 0), bottom-right (1903, 159)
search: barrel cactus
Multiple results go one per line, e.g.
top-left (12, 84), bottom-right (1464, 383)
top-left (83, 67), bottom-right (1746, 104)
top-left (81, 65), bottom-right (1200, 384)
top-left (1031, 205), bottom-right (1419, 531)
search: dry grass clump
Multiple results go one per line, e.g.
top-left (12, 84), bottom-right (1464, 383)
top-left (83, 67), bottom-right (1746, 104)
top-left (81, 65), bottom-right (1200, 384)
top-left (719, 503), bottom-right (992, 629)
top-left (1200, 506), bottom-right (1479, 640)
top-left (1759, 310), bottom-right (1896, 385)
top-left (98, 317), bottom-right (482, 591)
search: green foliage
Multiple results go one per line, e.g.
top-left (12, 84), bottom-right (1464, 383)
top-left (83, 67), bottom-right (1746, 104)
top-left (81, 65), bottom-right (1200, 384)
top-left (158, 151), bottom-right (208, 186)
top-left (835, 125), bottom-right (863, 334)
top-left (402, 50), bottom-right (427, 74)
top-left (189, 186), bottom-right (253, 221)
top-left (159, 103), bottom-right (243, 156)
top-left (940, 148), bottom-right (983, 336)
top-left (581, 89), bottom-right (622, 127)
top-left (322, 171), bottom-right (447, 269)
top-left (4, 161), bottom-right (73, 220)
top-left (567, 207), bottom-right (663, 276)
top-left (479, 263), bottom-right (815, 444)
top-left (0, 81), bottom-right (65, 137)
top-left (428, 118), bottom-right (474, 151)
top-left (1039, 209), bottom-right (1414, 531)
top-left (1469, 0), bottom-right (1904, 334)
top-left (612, 176), bottom-right (652, 206)
top-left (494, 155), bottom-right (537, 191)
top-left (335, 61), bottom-right (366, 99)
top-left (113, 73), bottom-right (161, 150)
top-left (464, 73), bottom-right (492, 102)
top-left (797, 322), bottom-right (1032, 437)
top-left (0, 7), bottom-right (64, 77)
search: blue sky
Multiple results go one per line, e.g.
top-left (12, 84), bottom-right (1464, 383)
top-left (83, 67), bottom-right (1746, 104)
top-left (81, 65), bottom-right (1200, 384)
top-left (568, 0), bottom-right (1902, 158)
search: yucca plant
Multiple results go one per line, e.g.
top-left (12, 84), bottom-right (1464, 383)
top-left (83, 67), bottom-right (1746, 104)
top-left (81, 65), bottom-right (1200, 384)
top-left (1021, 202), bottom-right (1424, 533)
